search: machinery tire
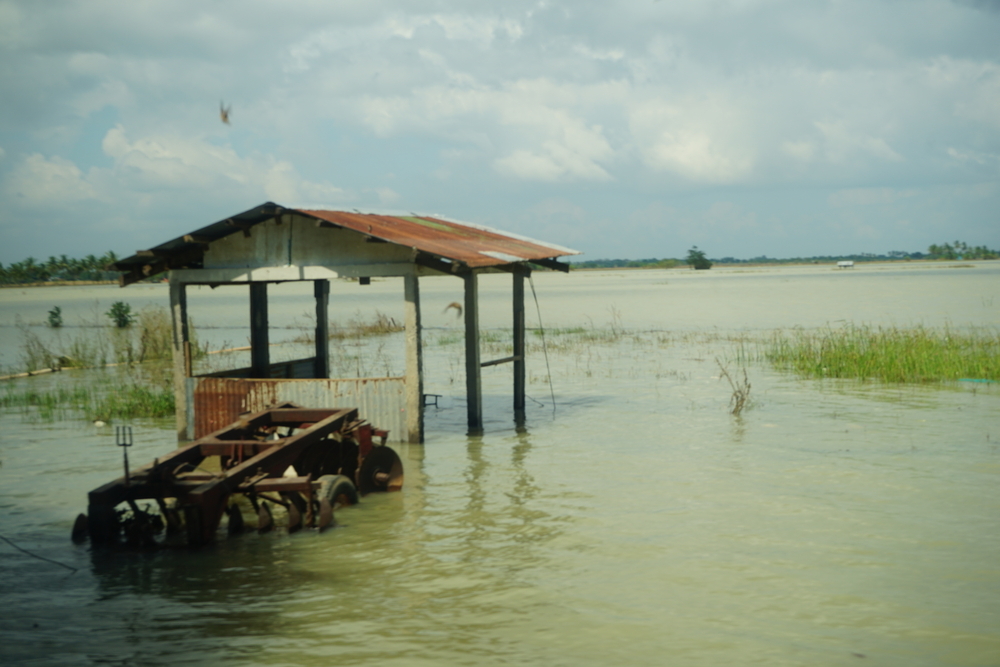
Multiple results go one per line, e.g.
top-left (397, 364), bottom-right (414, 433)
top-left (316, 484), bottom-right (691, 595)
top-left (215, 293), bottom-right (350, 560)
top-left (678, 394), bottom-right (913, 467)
top-left (317, 474), bottom-right (359, 510)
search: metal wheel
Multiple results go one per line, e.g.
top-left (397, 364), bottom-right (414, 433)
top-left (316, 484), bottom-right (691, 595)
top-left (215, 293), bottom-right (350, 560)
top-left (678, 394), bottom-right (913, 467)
top-left (357, 447), bottom-right (404, 495)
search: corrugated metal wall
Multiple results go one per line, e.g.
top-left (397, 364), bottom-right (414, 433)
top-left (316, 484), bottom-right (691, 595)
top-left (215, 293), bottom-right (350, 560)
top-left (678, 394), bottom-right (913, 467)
top-left (189, 377), bottom-right (407, 441)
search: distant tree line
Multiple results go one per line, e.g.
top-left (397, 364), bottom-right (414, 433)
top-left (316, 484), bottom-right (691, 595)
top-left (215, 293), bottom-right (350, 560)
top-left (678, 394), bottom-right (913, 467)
top-left (0, 252), bottom-right (120, 285)
top-left (926, 241), bottom-right (997, 260)
top-left (570, 241), bottom-right (998, 269)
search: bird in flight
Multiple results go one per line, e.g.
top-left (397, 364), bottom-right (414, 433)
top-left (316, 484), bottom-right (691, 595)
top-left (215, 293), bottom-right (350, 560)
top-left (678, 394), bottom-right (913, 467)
top-left (443, 302), bottom-right (463, 317)
top-left (220, 101), bottom-right (231, 125)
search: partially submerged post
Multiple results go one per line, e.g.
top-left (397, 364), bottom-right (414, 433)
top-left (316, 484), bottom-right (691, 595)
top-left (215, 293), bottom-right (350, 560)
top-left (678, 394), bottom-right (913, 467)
top-left (112, 203), bottom-right (577, 440)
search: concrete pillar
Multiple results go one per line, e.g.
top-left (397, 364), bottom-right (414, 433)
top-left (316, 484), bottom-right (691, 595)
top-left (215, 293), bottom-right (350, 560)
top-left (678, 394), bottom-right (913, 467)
top-left (314, 279), bottom-right (330, 378)
top-left (463, 272), bottom-right (482, 432)
top-left (404, 272), bottom-right (424, 443)
top-left (169, 279), bottom-right (190, 440)
top-left (513, 270), bottom-right (526, 421)
top-left (249, 282), bottom-right (269, 378)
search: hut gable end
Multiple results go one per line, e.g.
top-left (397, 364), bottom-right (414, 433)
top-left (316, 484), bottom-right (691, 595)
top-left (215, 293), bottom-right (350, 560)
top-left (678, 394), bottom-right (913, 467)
top-left (202, 215), bottom-right (411, 273)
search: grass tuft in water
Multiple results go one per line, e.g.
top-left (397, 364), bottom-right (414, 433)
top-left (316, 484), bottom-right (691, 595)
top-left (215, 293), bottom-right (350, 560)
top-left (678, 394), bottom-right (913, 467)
top-left (92, 384), bottom-right (174, 420)
top-left (11, 305), bottom-right (201, 375)
top-left (330, 311), bottom-right (404, 339)
top-left (717, 359), bottom-right (752, 415)
top-left (764, 325), bottom-right (1000, 383)
top-left (1, 378), bottom-right (174, 421)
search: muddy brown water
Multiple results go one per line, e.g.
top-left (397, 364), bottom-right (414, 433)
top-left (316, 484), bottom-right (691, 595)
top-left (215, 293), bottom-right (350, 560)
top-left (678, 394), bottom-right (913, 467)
top-left (0, 262), bottom-right (998, 666)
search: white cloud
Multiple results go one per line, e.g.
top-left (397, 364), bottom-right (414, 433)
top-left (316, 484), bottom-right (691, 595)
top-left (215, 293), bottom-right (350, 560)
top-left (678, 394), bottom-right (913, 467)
top-left (630, 99), bottom-right (755, 183)
top-left (358, 78), bottom-right (618, 182)
top-left (0, 1), bottom-right (24, 48)
top-left (494, 149), bottom-right (567, 181)
top-left (946, 146), bottom-right (1000, 165)
top-left (261, 160), bottom-right (348, 204)
top-left (814, 120), bottom-right (902, 164)
top-left (781, 141), bottom-right (816, 162)
top-left (1, 126), bottom-right (349, 215)
top-left (71, 78), bottom-right (133, 117)
top-left (829, 188), bottom-right (918, 207)
top-left (373, 187), bottom-right (400, 205)
top-left (98, 125), bottom-right (348, 203)
top-left (1, 0), bottom-right (999, 262)
top-left (573, 44), bottom-right (625, 62)
top-left (2, 153), bottom-right (101, 205)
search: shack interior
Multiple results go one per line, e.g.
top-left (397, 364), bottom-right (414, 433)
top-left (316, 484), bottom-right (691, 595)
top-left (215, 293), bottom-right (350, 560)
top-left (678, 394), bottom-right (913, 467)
top-left (112, 202), bottom-right (578, 442)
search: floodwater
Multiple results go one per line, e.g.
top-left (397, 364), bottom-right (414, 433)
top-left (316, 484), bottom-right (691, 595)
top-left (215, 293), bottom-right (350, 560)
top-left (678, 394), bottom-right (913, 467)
top-left (1, 262), bottom-right (998, 666)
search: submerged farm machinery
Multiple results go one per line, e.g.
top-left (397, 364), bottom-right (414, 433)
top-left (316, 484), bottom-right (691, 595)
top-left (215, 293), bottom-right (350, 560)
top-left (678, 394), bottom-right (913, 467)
top-left (74, 406), bottom-right (403, 548)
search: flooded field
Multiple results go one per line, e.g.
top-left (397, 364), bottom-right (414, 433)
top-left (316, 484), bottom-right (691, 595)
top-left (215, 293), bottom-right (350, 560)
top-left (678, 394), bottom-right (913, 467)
top-left (1, 262), bottom-right (998, 666)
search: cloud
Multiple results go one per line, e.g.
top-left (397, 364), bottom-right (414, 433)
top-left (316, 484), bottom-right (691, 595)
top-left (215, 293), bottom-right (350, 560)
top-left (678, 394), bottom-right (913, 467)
top-left (629, 98), bottom-right (755, 183)
top-left (1, 125), bottom-right (350, 217)
top-left (813, 120), bottom-right (902, 164)
top-left (1, 0), bottom-right (998, 262)
top-left (493, 121), bottom-right (613, 182)
top-left (358, 78), bottom-right (618, 182)
top-left (98, 125), bottom-right (348, 202)
top-left (2, 153), bottom-right (101, 205)
top-left (829, 188), bottom-right (918, 207)
top-left (372, 187), bottom-right (399, 205)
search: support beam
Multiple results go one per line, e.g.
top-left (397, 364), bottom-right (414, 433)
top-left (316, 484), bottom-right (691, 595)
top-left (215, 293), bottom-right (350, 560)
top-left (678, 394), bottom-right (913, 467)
top-left (513, 271), bottom-right (526, 421)
top-left (414, 251), bottom-right (465, 276)
top-left (313, 279), bottom-right (330, 378)
top-left (249, 283), bottom-right (270, 378)
top-left (169, 280), bottom-right (191, 441)
top-left (404, 272), bottom-right (424, 443)
top-left (528, 257), bottom-right (571, 273)
top-left (463, 272), bottom-right (482, 433)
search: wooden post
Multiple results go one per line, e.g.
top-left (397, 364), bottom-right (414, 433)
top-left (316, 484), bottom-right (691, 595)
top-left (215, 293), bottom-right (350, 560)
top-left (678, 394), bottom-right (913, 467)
top-left (464, 271), bottom-right (482, 432)
top-left (169, 279), bottom-right (190, 441)
top-left (249, 282), bottom-right (269, 378)
top-left (404, 272), bottom-right (424, 443)
top-left (314, 279), bottom-right (330, 378)
top-left (513, 270), bottom-right (527, 422)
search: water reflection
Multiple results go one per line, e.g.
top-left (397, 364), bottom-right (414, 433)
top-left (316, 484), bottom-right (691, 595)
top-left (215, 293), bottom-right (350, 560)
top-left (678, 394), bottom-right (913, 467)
top-left (2, 265), bottom-right (999, 665)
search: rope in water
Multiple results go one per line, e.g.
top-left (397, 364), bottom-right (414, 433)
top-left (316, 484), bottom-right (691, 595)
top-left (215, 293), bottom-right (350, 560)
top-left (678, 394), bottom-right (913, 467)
top-left (528, 274), bottom-right (556, 416)
top-left (0, 533), bottom-right (78, 574)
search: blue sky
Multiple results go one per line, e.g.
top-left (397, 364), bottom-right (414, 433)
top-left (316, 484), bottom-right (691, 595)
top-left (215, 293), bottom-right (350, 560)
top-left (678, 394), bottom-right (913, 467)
top-left (1, 0), bottom-right (998, 264)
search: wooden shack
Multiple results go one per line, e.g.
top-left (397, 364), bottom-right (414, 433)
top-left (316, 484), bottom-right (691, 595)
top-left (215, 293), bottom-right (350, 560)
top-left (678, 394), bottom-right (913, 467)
top-left (112, 202), bottom-right (578, 442)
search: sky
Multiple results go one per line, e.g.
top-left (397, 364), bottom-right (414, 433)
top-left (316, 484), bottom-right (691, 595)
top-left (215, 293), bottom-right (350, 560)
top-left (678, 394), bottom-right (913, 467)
top-left (1, 0), bottom-right (998, 264)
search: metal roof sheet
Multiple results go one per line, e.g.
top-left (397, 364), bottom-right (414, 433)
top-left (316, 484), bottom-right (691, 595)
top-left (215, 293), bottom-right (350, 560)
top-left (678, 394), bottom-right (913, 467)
top-left (113, 202), bottom-right (579, 284)
top-left (299, 209), bottom-right (576, 268)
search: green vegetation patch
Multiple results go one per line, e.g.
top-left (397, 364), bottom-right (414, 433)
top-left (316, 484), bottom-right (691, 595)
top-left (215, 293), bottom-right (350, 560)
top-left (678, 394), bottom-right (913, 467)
top-left (2, 380), bottom-right (174, 422)
top-left (764, 325), bottom-right (1000, 383)
top-left (329, 311), bottom-right (404, 339)
top-left (93, 384), bottom-right (174, 420)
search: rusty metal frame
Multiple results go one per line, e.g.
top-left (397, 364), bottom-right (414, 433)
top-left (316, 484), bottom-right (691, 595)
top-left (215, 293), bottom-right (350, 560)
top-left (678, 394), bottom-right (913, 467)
top-left (85, 406), bottom-right (400, 547)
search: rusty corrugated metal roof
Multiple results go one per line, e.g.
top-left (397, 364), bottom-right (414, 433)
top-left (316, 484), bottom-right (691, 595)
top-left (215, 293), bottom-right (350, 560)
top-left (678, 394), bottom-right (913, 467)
top-left (300, 209), bottom-right (576, 269)
top-left (112, 202), bottom-right (579, 285)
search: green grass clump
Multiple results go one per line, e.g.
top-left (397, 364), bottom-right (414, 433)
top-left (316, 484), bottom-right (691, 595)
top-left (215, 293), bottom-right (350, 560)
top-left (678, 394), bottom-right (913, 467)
top-left (93, 384), bottom-right (174, 420)
top-left (765, 325), bottom-right (1000, 383)
top-left (329, 311), bottom-right (404, 339)
top-left (1, 385), bottom-right (92, 420)
top-left (1, 380), bottom-right (174, 421)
